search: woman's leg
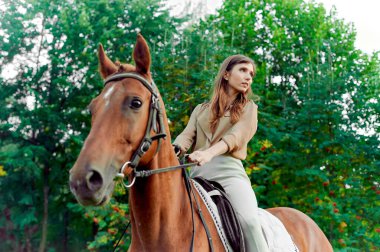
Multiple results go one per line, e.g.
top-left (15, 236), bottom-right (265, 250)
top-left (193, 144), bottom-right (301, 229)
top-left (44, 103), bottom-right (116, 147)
top-left (219, 177), bottom-right (269, 252)
top-left (191, 156), bottom-right (269, 251)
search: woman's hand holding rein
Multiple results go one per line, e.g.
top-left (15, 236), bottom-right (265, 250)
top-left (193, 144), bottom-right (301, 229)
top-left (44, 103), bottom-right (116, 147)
top-left (188, 140), bottom-right (228, 166)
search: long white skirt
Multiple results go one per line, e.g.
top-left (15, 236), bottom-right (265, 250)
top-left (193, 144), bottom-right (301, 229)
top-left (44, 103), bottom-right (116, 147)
top-left (190, 155), bottom-right (269, 252)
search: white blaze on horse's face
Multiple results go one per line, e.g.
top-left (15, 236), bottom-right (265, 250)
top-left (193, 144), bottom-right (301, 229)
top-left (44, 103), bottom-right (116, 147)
top-left (69, 34), bottom-right (153, 206)
top-left (103, 85), bottom-right (115, 107)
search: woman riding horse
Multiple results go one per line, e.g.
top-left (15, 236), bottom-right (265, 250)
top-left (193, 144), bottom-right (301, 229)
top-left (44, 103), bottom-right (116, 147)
top-left (69, 34), bottom-right (333, 252)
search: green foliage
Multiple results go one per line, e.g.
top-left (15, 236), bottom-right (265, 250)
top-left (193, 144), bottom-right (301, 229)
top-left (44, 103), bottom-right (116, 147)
top-left (67, 190), bottom-right (130, 252)
top-left (0, 0), bottom-right (180, 250)
top-left (169, 0), bottom-right (380, 250)
top-left (0, 0), bottom-right (379, 251)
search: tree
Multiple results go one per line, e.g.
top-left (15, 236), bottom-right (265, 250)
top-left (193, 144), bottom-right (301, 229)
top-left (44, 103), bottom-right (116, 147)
top-left (0, 0), bottom-right (181, 250)
top-left (166, 0), bottom-right (379, 249)
top-left (1, 0), bottom-right (378, 250)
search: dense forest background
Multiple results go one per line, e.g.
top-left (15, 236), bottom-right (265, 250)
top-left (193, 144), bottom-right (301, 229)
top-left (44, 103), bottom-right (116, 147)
top-left (0, 0), bottom-right (379, 251)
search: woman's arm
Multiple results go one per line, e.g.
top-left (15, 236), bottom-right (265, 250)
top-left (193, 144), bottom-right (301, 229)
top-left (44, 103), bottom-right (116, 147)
top-left (221, 101), bottom-right (258, 152)
top-left (188, 140), bottom-right (228, 166)
top-left (173, 104), bottom-right (201, 154)
top-left (189, 101), bottom-right (258, 165)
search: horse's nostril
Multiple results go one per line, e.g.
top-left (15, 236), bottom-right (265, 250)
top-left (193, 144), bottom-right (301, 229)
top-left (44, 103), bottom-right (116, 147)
top-left (86, 170), bottom-right (103, 192)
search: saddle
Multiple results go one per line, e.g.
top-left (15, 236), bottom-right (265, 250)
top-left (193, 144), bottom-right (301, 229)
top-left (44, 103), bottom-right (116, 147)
top-left (193, 176), bottom-right (245, 252)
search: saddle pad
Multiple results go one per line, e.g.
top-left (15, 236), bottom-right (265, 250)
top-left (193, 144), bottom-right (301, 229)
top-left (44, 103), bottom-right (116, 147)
top-left (258, 209), bottom-right (299, 252)
top-left (192, 179), bottom-right (232, 251)
top-left (193, 176), bottom-right (244, 252)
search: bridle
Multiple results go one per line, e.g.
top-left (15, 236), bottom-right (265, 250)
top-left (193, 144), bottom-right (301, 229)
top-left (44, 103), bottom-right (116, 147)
top-left (104, 72), bottom-right (202, 189)
top-left (104, 72), bottom-right (214, 252)
top-left (103, 72), bottom-right (167, 184)
top-left (103, 73), bottom-right (200, 187)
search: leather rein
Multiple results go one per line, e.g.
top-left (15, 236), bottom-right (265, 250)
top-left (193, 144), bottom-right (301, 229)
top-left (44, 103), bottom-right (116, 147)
top-left (103, 72), bottom-right (214, 252)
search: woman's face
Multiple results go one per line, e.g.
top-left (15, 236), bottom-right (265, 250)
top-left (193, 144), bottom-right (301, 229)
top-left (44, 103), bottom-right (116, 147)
top-left (225, 62), bottom-right (254, 96)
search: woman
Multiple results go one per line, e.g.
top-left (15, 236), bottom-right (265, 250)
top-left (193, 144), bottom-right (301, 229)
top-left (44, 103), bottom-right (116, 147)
top-left (173, 55), bottom-right (269, 252)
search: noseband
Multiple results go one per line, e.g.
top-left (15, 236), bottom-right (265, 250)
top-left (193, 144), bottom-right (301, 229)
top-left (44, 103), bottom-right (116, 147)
top-left (103, 72), bottom-right (167, 172)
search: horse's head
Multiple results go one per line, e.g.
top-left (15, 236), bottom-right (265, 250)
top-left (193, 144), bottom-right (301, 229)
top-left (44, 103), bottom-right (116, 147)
top-left (69, 35), bottom-right (163, 206)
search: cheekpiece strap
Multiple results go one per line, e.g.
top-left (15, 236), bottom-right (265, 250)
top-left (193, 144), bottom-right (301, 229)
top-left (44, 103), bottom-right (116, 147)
top-left (104, 72), bottom-right (166, 169)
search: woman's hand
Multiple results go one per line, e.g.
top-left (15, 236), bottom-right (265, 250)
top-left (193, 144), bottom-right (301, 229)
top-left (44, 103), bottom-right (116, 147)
top-left (188, 150), bottom-right (212, 166)
top-left (188, 141), bottom-right (229, 166)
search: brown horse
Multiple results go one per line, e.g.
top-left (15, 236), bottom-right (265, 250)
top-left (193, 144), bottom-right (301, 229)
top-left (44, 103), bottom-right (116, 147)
top-left (69, 34), bottom-right (333, 252)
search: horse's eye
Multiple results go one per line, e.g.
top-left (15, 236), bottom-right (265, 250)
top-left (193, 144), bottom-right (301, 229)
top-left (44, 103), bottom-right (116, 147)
top-left (130, 98), bottom-right (142, 109)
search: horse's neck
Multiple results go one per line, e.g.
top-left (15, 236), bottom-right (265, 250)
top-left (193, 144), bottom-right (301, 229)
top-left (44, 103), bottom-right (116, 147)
top-left (130, 140), bottom-right (184, 208)
top-left (129, 140), bottom-right (189, 247)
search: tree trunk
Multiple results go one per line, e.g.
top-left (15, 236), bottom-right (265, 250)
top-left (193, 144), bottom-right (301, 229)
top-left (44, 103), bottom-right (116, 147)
top-left (63, 209), bottom-right (68, 252)
top-left (25, 226), bottom-right (32, 252)
top-left (38, 166), bottom-right (49, 252)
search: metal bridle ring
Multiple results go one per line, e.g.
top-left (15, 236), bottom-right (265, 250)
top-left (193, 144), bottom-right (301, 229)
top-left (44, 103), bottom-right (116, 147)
top-left (116, 161), bottom-right (131, 178)
top-left (122, 176), bottom-right (136, 188)
top-left (121, 161), bottom-right (131, 175)
top-left (116, 161), bottom-right (136, 188)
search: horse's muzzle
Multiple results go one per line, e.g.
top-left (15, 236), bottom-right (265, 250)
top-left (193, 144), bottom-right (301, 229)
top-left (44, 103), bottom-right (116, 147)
top-left (69, 164), bottom-right (106, 206)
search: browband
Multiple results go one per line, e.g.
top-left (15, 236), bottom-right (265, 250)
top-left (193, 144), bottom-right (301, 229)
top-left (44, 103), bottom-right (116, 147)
top-left (103, 72), bottom-right (158, 97)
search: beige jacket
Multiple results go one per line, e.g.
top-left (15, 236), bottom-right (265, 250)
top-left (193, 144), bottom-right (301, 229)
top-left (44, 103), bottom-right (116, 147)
top-left (173, 100), bottom-right (258, 160)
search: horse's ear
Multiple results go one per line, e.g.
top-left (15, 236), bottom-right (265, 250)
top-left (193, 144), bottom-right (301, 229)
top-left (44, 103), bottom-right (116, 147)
top-left (133, 34), bottom-right (151, 75)
top-left (98, 44), bottom-right (118, 79)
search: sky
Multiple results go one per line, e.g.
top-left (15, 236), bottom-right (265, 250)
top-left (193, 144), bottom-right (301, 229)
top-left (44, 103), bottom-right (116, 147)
top-left (165, 0), bottom-right (380, 54)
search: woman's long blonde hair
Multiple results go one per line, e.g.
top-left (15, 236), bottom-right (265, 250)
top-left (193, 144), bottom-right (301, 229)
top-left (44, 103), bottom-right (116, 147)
top-left (209, 55), bottom-right (256, 133)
